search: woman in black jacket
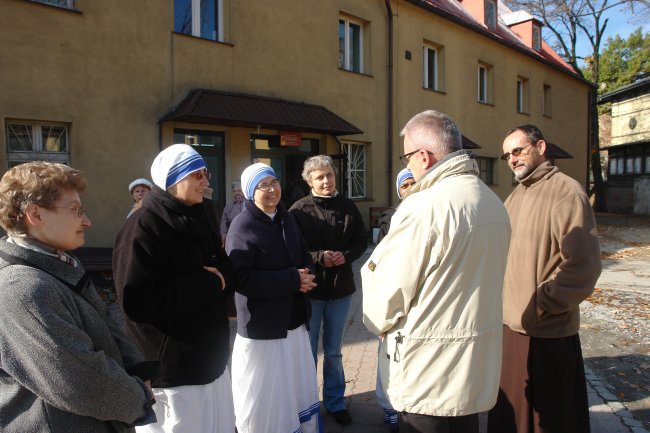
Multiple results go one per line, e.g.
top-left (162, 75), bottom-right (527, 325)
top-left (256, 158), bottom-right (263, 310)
top-left (226, 162), bottom-right (321, 433)
top-left (289, 155), bottom-right (368, 426)
top-left (113, 144), bottom-right (237, 433)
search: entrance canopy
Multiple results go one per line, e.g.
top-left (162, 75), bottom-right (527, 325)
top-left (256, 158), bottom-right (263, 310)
top-left (160, 89), bottom-right (363, 136)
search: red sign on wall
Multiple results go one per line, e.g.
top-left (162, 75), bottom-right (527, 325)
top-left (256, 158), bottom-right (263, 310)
top-left (280, 131), bottom-right (302, 147)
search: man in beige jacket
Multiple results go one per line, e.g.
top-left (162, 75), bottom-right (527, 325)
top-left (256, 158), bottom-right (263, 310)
top-left (487, 125), bottom-right (602, 433)
top-left (362, 110), bottom-right (511, 433)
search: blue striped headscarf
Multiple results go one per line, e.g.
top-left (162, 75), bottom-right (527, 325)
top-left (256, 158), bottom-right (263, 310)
top-left (150, 144), bottom-right (207, 190)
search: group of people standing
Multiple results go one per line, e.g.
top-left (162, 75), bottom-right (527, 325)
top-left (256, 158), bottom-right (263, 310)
top-left (0, 109), bottom-right (601, 433)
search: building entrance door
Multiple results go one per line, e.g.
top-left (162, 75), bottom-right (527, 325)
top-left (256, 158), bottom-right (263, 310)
top-left (250, 134), bottom-right (318, 208)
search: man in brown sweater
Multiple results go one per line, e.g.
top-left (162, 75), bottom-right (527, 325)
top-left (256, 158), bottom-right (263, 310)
top-left (487, 125), bottom-right (602, 433)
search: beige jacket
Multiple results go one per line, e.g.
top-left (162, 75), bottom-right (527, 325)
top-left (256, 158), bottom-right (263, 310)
top-left (362, 152), bottom-right (511, 417)
top-left (503, 161), bottom-right (601, 338)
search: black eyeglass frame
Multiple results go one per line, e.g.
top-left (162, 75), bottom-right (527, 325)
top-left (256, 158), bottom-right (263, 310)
top-left (500, 142), bottom-right (536, 161)
top-left (399, 149), bottom-right (432, 165)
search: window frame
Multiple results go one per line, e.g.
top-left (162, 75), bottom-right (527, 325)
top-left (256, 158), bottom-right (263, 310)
top-left (339, 15), bottom-right (364, 73)
top-left (532, 25), bottom-right (542, 51)
top-left (174, 0), bottom-right (224, 42)
top-left (478, 63), bottom-right (493, 104)
top-left (517, 77), bottom-right (529, 113)
top-left (484, 0), bottom-right (497, 29)
top-left (423, 45), bottom-right (438, 91)
top-left (341, 141), bottom-right (367, 199)
top-left (476, 156), bottom-right (496, 185)
top-left (5, 120), bottom-right (71, 167)
top-left (543, 84), bottom-right (552, 117)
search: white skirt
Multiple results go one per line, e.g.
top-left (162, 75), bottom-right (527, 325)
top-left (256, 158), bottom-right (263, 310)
top-left (136, 368), bottom-right (235, 433)
top-left (232, 324), bottom-right (322, 433)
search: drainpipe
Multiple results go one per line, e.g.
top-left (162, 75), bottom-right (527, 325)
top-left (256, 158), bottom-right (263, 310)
top-left (385, 0), bottom-right (394, 207)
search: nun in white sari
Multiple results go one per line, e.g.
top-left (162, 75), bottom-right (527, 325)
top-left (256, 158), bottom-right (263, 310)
top-left (226, 163), bottom-right (322, 433)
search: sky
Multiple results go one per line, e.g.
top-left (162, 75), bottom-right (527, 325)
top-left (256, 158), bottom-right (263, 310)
top-left (573, 3), bottom-right (649, 62)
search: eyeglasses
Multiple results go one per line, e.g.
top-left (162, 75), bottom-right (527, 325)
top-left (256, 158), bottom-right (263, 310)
top-left (52, 205), bottom-right (86, 217)
top-left (191, 168), bottom-right (211, 181)
top-left (257, 178), bottom-right (280, 191)
top-left (500, 143), bottom-right (534, 161)
top-left (399, 149), bottom-right (432, 165)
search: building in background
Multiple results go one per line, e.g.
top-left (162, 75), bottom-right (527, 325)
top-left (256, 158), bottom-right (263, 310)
top-left (599, 76), bottom-right (650, 214)
top-left (1, 0), bottom-right (590, 255)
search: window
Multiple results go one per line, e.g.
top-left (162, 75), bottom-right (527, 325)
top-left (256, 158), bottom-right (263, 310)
top-left (609, 157), bottom-right (618, 175)
top-left (339, 16), bottom-right (363, 73)
top-left (543, 84), bottom-right (552, 117)
top-left (423, 45), bottom-right (439, 91)
top-left (341, 142), bottom-right (366, 198)
top-left (5, 121), bottom-right (70, 167)
top-left (35, 0), bottom-right (74, 8)
top-left (477, 157), bottom-right (496, 185)
top-left (517, 77), bottom-right (529, 113)
top-left (484, 0), bottom-right (497, 29)
top-left (646, 156), bottom-right (650, 173)
top-left (478, 63), bottom-right (493, 104)
top-left (174, 0), bottom-right (223, 42)
top-left (532, 25), bottom-right (542, 51)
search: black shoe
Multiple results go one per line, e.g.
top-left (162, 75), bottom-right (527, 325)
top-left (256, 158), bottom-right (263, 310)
top-left (328, 409), bottom-right (352, 425)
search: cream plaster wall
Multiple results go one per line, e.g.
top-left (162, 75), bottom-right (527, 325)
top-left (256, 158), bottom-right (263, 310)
top-left (610, 94), bottom-right (650, 146)
top-left (0, 0), bottom-right (590, 246)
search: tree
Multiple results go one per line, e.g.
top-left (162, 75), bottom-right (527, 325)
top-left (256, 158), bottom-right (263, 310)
top-left (503, 0), bottom-right (649, 211)
top-left (584, 28), bottom-right (649, 92)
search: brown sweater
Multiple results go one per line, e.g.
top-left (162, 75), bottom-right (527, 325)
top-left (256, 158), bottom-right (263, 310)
top-left (503, 161), bottom-right (601, 338)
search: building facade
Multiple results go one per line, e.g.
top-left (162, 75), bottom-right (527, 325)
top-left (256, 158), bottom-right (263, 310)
top-left (599, 76), bottom-right (650, 214)
top-left (1, 0), bottom-right (591, 249)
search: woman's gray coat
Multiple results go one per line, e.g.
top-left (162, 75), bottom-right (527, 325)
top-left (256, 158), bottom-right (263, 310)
top-left (0, 239), bottom-right (151, 433)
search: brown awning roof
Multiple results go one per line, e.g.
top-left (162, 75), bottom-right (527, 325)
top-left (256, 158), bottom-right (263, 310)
top-left (160, 89), bottom-right (363, 136)
top-left (546, 142), bottom-right (573, 159)
top-left (462, 135), bottom-right (481, 149)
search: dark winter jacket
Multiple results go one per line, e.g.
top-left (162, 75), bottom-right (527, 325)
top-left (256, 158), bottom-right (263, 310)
top-left (289, 193), bottom-right (368, 300)
top-left (113, 186), bottom-right (237, 388)
top-left (0, 239), bottom-right (154, 433)
top-left (226, 200), bottom-right (314, 340)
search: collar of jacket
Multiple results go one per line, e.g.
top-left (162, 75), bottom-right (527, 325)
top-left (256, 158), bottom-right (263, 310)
top-left (142, 185), bottom-right (211, 236)
top-left (406, 150), bottom-right (479, 196)
top-left (0, 237), bottom-right (86, 286)
top-left (517, 161), bottom-right (558, 188)
top-left (243, 199), bottom-right (289, 224)
top-left (310, 192), bottom-right (341, 207)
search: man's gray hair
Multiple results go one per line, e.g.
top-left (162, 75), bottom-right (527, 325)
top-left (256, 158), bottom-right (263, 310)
top-left (302, 155), bottom-right (337, 182)
top-left (231, 181), bottom-right (241, 190)
top-left (400, 110), bottom-right (462, 156)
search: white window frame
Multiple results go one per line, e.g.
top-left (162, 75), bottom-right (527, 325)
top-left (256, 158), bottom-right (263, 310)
top-left (478, 65), bottom-right (488, 103)
top-left (5, 120), bottom-right (70, 167)
top-left (177, 0), bottom-right (224, 42)
top-left (339, 16), bottom-right (364, 73)
top-left (423, 46), bottom-right (438, 91)
top-left (341, 142), bottom-right (367, 198)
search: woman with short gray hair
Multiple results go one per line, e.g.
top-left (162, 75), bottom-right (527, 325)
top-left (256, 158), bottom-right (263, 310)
top-left (289, 154), bottom-right (368, 426)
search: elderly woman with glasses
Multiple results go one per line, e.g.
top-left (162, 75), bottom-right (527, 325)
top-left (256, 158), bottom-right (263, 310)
top-left (0, 161), bottom-right (157, 433)
top-left (226, 162), bottom-right (321, 433)
top-left (113, 144), bottom-right (238, 433)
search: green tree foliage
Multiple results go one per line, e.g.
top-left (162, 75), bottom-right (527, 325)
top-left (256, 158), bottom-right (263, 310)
top-left (583, 28), bottom-right (649, 92)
